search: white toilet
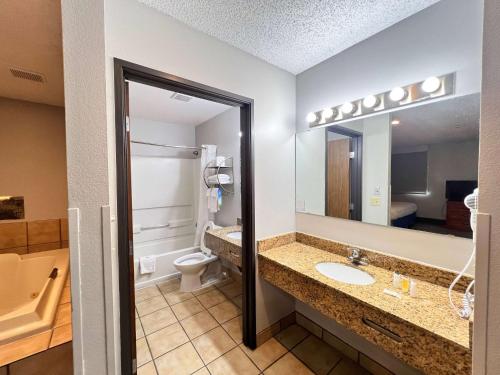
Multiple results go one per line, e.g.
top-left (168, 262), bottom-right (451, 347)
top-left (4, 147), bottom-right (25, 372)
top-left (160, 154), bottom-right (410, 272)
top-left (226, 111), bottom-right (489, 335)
top-left (174, 221), bottom-right (218, 292)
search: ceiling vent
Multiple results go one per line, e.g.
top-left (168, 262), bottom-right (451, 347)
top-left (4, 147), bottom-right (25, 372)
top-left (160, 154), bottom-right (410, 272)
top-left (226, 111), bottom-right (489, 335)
top-left (9, 67), bottom-right (45, 83)
top-left (170, 92), bottom-right (193, 102)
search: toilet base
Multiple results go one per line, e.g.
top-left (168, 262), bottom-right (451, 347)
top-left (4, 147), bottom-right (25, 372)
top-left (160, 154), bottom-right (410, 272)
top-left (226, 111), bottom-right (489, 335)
top-left (179, 267), bottom-right (206, 292)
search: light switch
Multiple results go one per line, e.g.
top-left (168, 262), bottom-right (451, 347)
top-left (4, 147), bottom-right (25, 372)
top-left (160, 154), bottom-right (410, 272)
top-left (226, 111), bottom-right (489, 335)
top-left (370, 197), bottom-right (381, 206)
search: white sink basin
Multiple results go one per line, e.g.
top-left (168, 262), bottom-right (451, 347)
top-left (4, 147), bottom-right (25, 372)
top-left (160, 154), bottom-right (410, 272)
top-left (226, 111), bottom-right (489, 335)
top-left (315, 262), bottom-right (375, 285)
top-left (226, 231), bottom-right (242, 240)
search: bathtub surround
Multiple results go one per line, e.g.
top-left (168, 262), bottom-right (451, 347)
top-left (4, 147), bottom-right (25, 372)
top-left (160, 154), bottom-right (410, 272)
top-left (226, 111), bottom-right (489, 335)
top-left (130, 115), bottom-right (198, 286)
top-left (0, 98), bottom-right (68, 221)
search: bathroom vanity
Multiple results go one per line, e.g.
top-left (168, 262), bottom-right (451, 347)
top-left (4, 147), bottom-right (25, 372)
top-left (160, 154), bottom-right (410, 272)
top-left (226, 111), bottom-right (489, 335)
top-left (205, 226), bottom-right (242, 267)
top-left (258, 232), bottom-right (472, 375)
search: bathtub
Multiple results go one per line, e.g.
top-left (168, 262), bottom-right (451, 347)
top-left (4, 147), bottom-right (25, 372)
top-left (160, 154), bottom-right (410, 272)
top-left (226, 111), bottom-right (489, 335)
top-left (134, 244), bottom-right (197, 288)
top-left (0, 248), bottom-right (69, 344)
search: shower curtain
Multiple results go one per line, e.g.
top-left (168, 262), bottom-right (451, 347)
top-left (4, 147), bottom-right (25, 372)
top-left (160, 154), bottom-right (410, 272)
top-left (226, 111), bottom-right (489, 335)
top-left (194, 144), bottom-right (217, 246)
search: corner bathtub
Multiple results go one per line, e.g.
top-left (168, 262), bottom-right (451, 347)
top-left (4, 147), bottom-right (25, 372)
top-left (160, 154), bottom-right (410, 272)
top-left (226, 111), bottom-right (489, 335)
top-left (0, 248), bottom-right (69, 344)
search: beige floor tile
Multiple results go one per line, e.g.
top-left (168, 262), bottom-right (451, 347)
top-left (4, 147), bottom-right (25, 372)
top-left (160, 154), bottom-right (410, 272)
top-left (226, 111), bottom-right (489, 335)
top-left (155, 342), bottom-right (204, 375)
top-left (292, 335), bottom-right (342, 375)
top-left (136, 285), bottom-right (161, 303)
top-left (146, 322), bottom-right (189, 358)
top-left (136, 337), bottom-right (152, 367)
top-left (192, 367), bottom-right (210, 375)
top-left (330, 358), bottom-right (371, 375)
top-left (275, 324), bottom-right (309, 350)
top-left (141, 307), bottom-right (177, 335)
top-left (157, 278), bottom-right (181, 295)
top-left (240, 337), bottom-right (287, 370)
top-left (171, 298), bottom-right (205, 320)
top-left (138, 361), bottom-right (157, 375)
top-left (264, 352), bottom-right (314, 375)
top-left (208, 300), bottom-right (241, 324)
top-left (164, 290), bottom-right (195, 305)
top-left (192, 326), bottom-right (237, 365)
top-left (207, 347), bottom-right (260, 375)
top-left (192, 285), bottom-right (216, 296)
top-left (136, 318), bottom-right (145, 339)
top-left (136, 296), bottom-right (168, 317)
top-left (136, 309), bottom-right (139, 318)
top-left (196, 289), bottom-right (227, 309)
top-left (221, 316), bottom-right (243, 344)
top-left (231, 295), bottom-right (242, 309)
top-left (180, 310), bottom-right (219, 339)
top-left (219, 282), bottom-right (242, 298)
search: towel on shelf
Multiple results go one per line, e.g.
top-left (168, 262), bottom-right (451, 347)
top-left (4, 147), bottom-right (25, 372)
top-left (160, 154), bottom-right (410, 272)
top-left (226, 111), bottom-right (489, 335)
top-left (139, 256), bottom-right (156, 274)
top-left (206, 174), bottom-right (232, 185)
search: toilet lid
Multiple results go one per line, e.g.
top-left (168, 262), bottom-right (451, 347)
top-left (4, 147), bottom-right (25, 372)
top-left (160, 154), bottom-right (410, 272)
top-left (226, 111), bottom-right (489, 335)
top-left (200, 221), bottom-right (215, 255)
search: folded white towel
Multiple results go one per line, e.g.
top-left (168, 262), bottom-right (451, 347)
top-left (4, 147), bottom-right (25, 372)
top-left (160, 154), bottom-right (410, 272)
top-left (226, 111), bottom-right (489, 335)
top-left (139, 256), bottom-right (156, 274)
top-left (206, 174), bottom-right (232, 185)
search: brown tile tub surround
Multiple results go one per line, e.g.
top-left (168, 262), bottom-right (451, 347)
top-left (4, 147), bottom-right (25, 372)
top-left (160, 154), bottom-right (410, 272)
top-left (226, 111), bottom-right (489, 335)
top-left (0, 218), bottom-right (69, 254)
top-left (258, 240), bottom-right (471, 375)
top-left (205, 225), bottom-right (242, 267)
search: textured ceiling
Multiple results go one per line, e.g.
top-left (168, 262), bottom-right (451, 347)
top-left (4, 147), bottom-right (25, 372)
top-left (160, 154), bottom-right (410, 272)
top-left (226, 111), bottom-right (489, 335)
top-left (138, 0), bottom-right (440, 74)
top-left (391, 94), bottom-right (480, 149)
top-left (129, 82), bottom-right (232, 126)
top-left (0, 1), bottom-right (64, 106)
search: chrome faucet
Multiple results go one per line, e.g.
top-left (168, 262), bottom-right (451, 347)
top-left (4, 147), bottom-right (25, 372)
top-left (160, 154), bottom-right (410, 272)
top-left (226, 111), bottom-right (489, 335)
top-left (348, 248), bottom-right (368, 266)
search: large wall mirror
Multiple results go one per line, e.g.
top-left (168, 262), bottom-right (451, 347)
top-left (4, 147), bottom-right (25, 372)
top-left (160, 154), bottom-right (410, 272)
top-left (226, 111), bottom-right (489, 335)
top-left (296, 93), bottom-right (479, 239)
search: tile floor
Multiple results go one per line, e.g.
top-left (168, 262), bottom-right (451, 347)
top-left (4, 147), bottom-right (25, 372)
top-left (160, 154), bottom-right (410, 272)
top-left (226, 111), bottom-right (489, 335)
top-left (135, 278), bottom-right (371, 375)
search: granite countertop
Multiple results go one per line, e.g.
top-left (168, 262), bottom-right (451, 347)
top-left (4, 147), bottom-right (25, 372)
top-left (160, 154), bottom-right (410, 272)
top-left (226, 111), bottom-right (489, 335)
top-left (207, 225), bottom-right (242, 247)
top-left (259, 242), bottom-right (470, 349)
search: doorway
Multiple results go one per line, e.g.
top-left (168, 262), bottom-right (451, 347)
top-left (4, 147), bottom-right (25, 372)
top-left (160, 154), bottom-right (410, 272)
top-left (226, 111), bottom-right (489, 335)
top-left (326, 126), bottom-right (363, 221)
top-left (114, 59), bottom-right (255, 375)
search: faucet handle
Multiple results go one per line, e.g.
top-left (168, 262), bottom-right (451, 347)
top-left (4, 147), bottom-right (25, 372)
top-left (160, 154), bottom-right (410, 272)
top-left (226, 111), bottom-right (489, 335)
top-left (348, 247), bottom-right (360, 259)
top-left (347, 247), bottom-right (368, 266)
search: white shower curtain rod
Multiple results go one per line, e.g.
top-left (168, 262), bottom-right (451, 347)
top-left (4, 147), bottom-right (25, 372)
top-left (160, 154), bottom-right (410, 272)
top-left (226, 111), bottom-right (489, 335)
top-left (131, 140), bottom-right (207, 151)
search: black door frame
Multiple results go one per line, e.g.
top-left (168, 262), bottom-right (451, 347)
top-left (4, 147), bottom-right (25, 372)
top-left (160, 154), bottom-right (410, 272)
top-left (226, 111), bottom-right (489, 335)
top-left (326, 126), bottom-right (363, 221)
top-left (114, 58), bottom-right (256, 375)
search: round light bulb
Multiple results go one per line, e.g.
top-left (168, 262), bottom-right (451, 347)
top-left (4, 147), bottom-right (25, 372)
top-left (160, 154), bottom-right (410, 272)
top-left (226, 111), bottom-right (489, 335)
top-left (421, 76), bottom-right (441, 93)
top-left (341, 102), bottom-right (356, 115)
top-left (306, 112), bottom-right (318, 123)
top-left (321, 108), bottom-right (335, 120)
top-left (363, 95), bottom-right (379, 109)
top-left (389, 87), bottom-right (407, 102)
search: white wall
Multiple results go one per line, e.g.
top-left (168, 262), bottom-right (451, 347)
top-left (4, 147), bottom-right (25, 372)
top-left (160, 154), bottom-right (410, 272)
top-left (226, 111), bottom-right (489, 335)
top-left (295, 129), bottom-right (325, 215)
top-left (295, 0), bottom-right (482, 274)
top-left (195, 107), bottom-right (241, 227)
top-left (104, 0), bottom-right (296, 337)
top-left (296, 0), bottom-right (483, 133)
top-left (393, 140), bottom-right (479, 219)
top-left (0, 98), bottom-right (68, 221)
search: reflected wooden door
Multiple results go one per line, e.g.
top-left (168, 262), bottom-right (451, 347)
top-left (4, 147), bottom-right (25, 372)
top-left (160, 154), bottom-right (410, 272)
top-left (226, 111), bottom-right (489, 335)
top-left (327, 139), bottom-right (350, 219)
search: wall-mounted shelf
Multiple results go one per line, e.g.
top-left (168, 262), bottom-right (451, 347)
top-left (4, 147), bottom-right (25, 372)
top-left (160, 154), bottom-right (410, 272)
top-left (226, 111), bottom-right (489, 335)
top-left (203, 156), bottom-right (234, 194)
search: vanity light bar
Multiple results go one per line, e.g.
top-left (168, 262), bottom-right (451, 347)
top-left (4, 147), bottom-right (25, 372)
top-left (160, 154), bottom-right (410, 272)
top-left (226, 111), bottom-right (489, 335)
top-left (307, 73), bottom-right (455, 127)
